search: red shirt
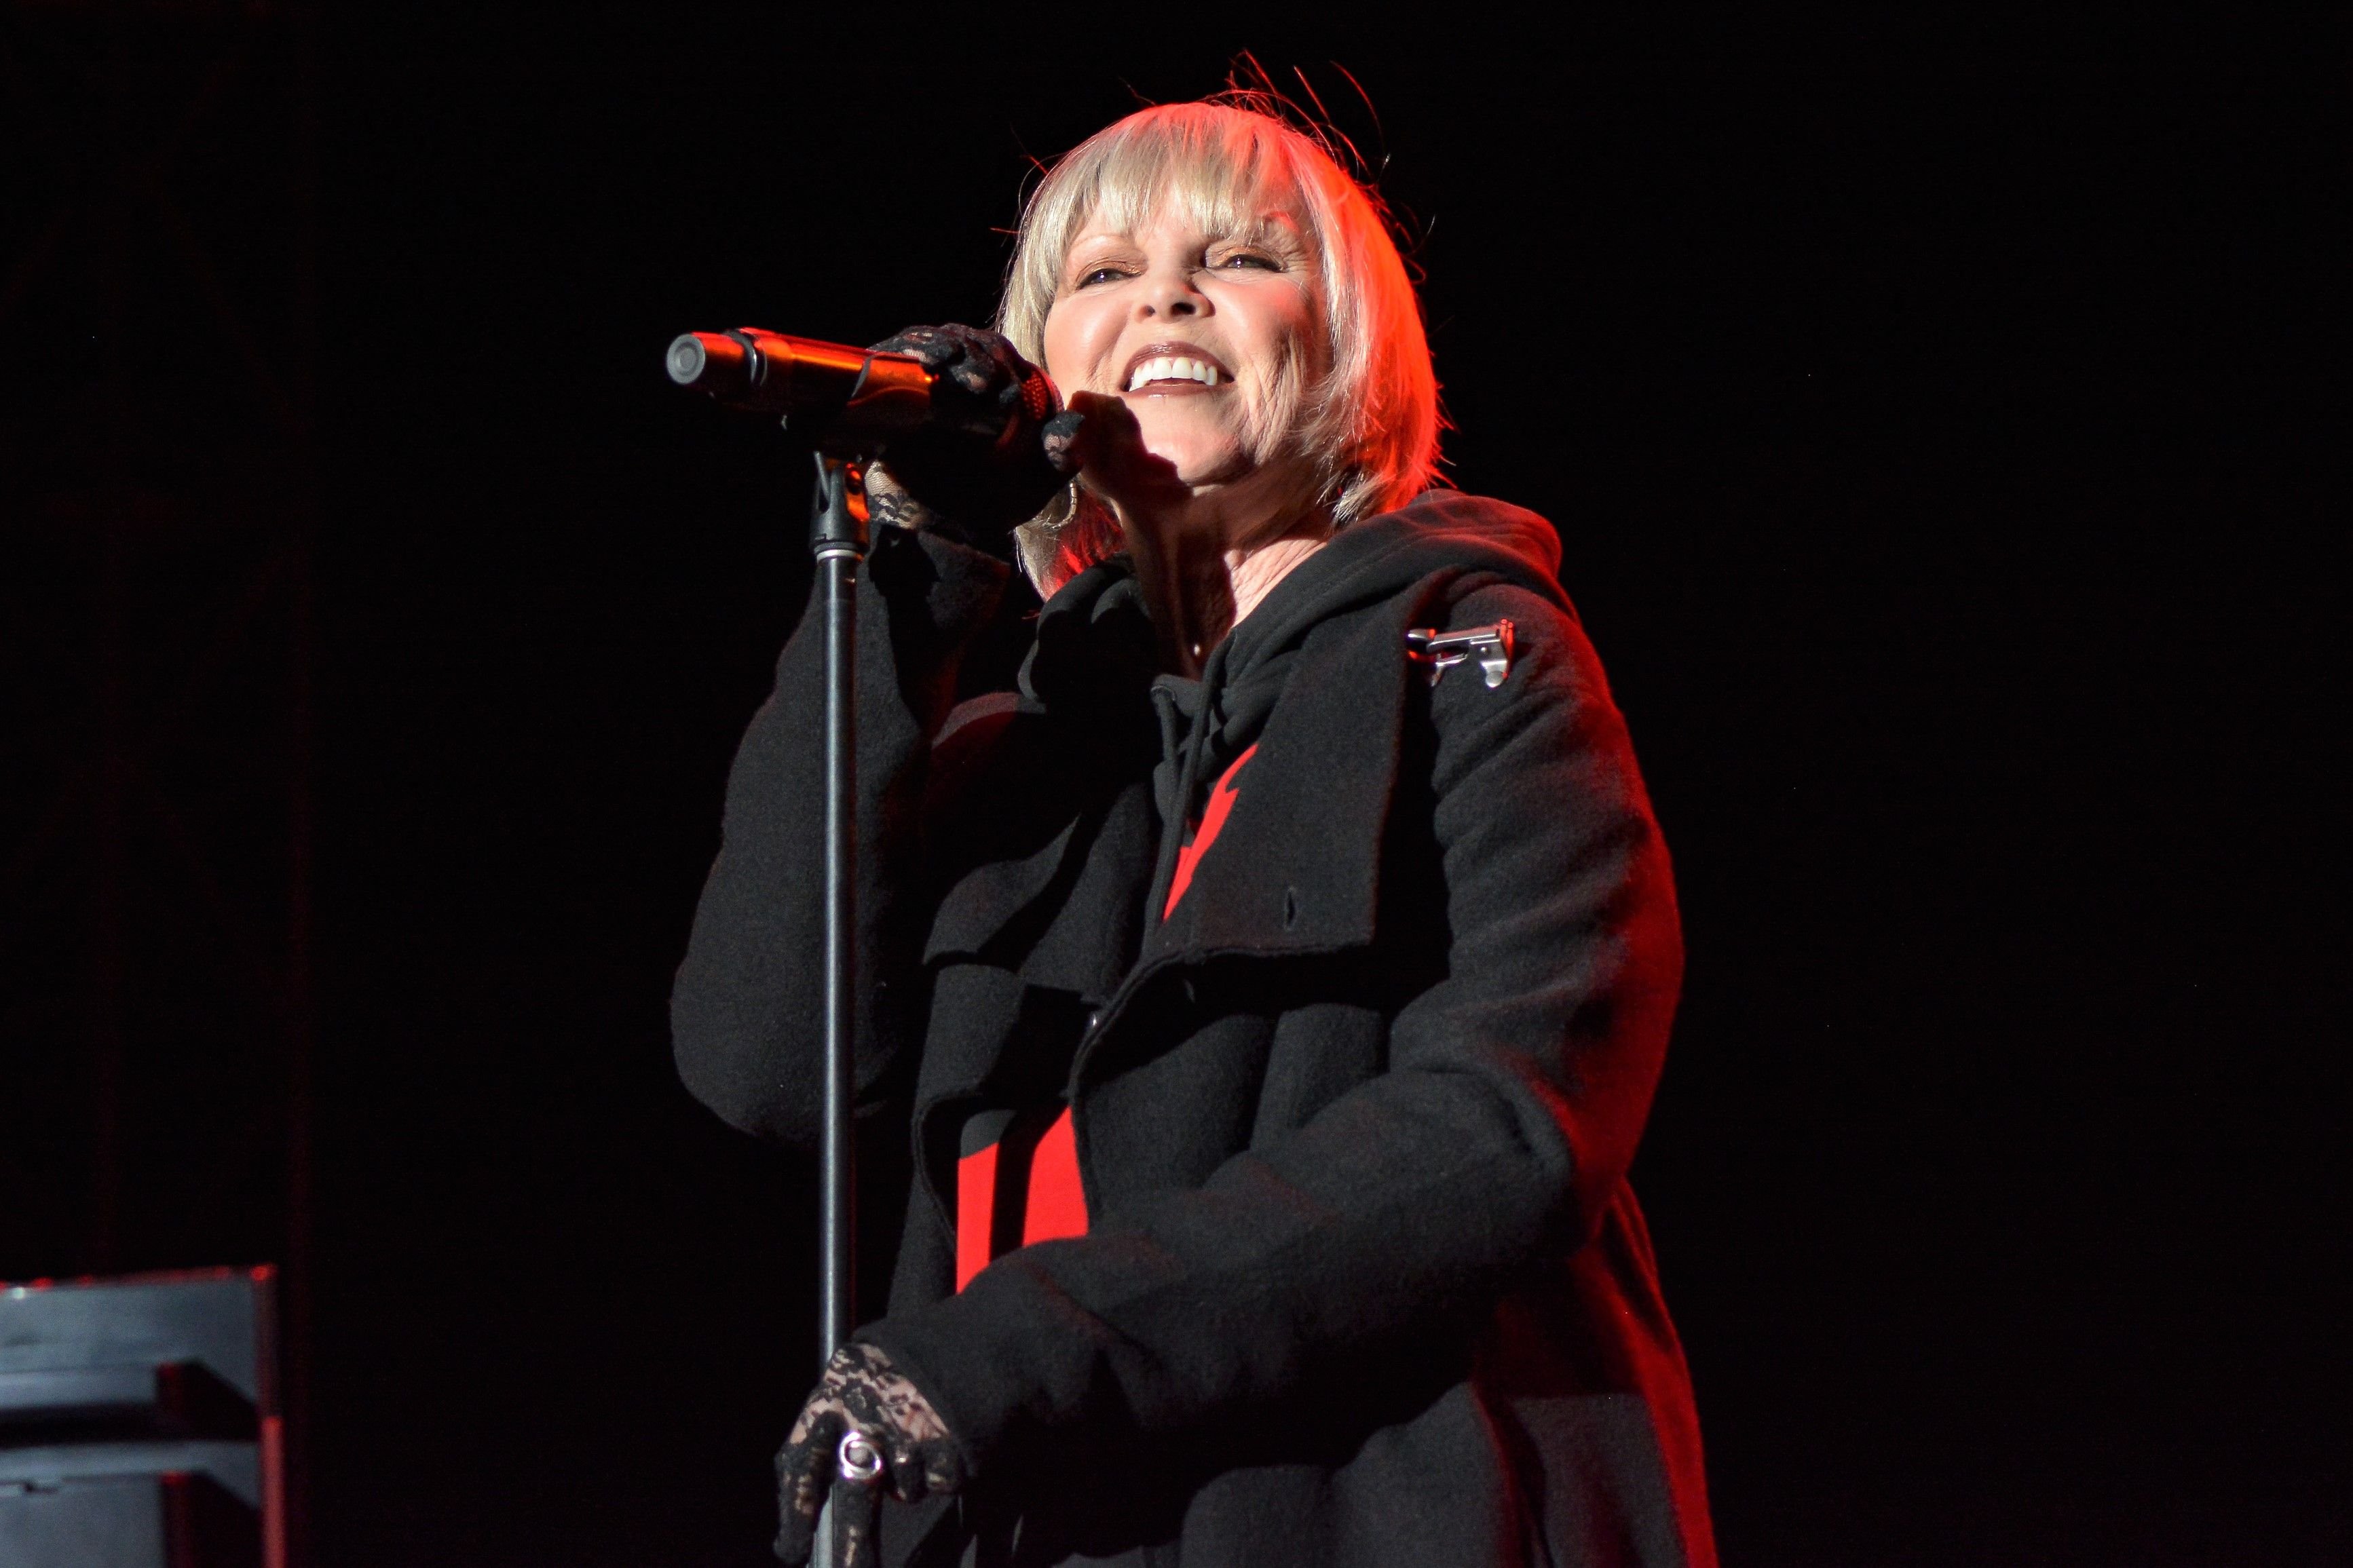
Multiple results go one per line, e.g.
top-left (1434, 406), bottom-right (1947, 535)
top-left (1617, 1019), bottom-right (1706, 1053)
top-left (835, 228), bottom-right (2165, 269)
top-left (956, 1105), bottom-right (1086, 1291)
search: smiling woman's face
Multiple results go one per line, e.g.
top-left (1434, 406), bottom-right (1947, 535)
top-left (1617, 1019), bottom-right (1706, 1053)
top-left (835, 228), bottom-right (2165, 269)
top-left (1041, 193), bottom-right (1324, 507)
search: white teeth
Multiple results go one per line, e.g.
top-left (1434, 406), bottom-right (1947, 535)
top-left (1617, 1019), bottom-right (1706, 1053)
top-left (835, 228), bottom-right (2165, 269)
top-left (1126, 355), bottom-right (1222, 391)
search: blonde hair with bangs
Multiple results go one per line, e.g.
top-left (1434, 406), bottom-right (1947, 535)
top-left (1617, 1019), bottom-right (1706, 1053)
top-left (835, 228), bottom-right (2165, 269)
top-left (998, 100), bottom-right (1443, 592)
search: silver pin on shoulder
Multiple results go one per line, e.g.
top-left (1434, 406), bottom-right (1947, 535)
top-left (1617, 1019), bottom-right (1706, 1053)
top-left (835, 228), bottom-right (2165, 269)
top-left (1405, 620), bottom-right (1516, 688)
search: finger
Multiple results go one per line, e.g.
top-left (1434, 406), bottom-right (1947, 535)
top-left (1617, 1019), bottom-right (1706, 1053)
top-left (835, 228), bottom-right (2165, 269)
top-left (772, 1501), bottom-right (816, 1568)
top-left (772, 1471), bottom-right (828, 1565)
top-left (831, 1474), bottom-right (885, 1568)
top-left (772, 1411), bottom-right (844, 1563)
top-left (932, 324), bottom-right (1001, 398)
top-left (981, 337), bottom-right (1031, 405)
top-left (949, 355), bottom-right (996, 400)
top-left (1042, 409), bottom-right (1086, 476)
top-left (882, 1435), bottom-right (932, 1505)
top-left (871, 327), bottom-right (955, 369)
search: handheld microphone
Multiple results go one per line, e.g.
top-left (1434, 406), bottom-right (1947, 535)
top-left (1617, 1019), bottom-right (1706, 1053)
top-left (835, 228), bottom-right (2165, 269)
top-left (665, 327), bottom-right (1051, 457)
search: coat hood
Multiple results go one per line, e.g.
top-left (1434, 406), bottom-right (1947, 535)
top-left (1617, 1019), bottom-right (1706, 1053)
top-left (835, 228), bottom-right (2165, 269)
top-left (1223, 489), bottom-right (1570, 680)
top-left (1021, 490), bottom-right (1570, 717)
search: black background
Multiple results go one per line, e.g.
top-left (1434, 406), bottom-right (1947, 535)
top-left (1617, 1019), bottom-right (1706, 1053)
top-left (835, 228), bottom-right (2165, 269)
top-left (3, 8), bottom-right (2343, 1566)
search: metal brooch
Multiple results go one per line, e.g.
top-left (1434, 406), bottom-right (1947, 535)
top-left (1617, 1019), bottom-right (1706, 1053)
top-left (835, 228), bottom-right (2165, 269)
top-left (1405, 620), bottom-right (1516, 688)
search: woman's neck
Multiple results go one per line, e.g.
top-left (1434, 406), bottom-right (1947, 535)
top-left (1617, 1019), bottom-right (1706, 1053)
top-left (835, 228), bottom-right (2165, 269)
top-left (1121, 492), bottom-right (1330, 677)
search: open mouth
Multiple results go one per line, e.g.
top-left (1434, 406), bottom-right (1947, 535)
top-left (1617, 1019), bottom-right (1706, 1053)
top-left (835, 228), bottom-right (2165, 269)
top-left (1123, 344), bottom-right (1231, 392)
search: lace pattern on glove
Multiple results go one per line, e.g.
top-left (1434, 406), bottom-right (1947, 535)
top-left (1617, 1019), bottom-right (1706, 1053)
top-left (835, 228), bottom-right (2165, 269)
top-left (773, 1342), bottom-right (964, 1567)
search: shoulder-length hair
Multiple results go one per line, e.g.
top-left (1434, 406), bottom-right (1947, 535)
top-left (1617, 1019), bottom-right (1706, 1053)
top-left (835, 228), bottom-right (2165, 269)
top-left (997, 98), bottom-right (1444, 593)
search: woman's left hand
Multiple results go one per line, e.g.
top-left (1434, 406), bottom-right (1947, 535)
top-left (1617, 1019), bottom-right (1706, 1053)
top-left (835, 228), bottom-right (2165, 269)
top-left (772, 1341), bottom-right (965, 1568)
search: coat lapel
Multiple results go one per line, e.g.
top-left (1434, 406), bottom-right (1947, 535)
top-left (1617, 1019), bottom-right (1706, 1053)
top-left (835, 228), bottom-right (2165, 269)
top-left (1148, 586), bottom-right (1426, 961)
top-left (922, 749), bottom-right (1155, 999)
top-left (919, 560), bottom-right (1160, 986)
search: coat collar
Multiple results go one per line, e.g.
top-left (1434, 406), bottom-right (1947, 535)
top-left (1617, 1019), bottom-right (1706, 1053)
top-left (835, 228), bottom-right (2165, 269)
top-left (928, 543), bottom-right (1494, 980)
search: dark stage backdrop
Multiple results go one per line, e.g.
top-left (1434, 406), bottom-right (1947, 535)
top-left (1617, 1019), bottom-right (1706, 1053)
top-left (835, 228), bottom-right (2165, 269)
top-left (1, 9), bottom-right (2341, 1567)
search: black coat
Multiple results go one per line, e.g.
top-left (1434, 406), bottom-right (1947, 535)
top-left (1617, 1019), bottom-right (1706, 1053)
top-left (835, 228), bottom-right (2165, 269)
top-left (673, 492), bottom-right (1715, 1568)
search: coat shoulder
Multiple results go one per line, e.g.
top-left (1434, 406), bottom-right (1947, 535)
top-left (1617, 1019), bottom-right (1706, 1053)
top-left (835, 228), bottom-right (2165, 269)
top-left (1418, 573), bottom-right (1619, 724)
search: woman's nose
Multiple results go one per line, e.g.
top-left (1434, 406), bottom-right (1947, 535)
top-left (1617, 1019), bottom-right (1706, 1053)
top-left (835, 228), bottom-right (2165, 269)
top-left (1136, 265), bottom-right (1205, 318)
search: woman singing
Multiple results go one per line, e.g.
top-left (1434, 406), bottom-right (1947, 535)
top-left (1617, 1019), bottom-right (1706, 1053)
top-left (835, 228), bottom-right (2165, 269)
top-left (673, 94), bottom-right (1715, 1568)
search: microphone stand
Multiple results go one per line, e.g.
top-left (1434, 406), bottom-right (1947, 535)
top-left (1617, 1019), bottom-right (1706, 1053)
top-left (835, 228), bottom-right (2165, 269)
top-left (673, 327), bottom-right (1053, 1562)
top-left (809, 453), bottom-right (865, 1568)
top-left (670, 328), bottom-right (914, 1563)
top-left (670, 330), bottom-right (919, 1564)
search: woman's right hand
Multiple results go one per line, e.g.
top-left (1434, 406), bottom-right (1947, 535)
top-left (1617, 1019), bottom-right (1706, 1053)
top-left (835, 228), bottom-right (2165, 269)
top-left (865, 324), bottom-right (1085, 545)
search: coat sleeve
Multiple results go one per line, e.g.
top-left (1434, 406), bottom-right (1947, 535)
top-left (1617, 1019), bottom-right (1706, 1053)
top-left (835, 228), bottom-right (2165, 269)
top-left (669, 524), bottom-right (1019, 1147)
top-left (861, 581), bottom-right (1685, 1476)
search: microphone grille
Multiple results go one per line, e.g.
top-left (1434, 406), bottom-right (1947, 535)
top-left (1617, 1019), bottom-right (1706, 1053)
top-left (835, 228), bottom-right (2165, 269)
top-left (1018, 366), bottom-right (1057, 421)
top-left (665, 334), bottom-right (709, 385)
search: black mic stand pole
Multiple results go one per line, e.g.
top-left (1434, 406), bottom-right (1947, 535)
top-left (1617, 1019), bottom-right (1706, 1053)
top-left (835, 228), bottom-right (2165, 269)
top-left (812, 453), bottom-right (861, 1373)
top-left (809, 453), bottom-right (871, 1568)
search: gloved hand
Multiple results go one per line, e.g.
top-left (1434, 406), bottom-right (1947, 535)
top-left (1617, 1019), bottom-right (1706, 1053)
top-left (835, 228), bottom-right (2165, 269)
top-left (773, 1341), bottom-right (965, 1568)
top-left (867, 324), bottom-right (1085, 544)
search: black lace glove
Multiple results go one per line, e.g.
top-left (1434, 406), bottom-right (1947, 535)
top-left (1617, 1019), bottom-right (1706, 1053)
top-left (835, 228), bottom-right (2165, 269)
top-left (867, 324), bottom-right (1085, 546)
top-left (773, 1341), bottom-right (966, 1567)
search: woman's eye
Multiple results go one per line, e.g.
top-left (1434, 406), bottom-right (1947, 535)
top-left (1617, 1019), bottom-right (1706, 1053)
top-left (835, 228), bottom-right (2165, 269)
top-left (1077, 265), bottom-right (1130, 286)
top-left (1215, 251), bottom-right (1281, 271)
